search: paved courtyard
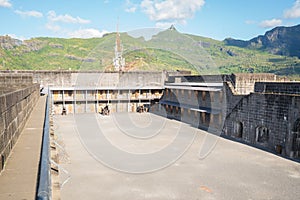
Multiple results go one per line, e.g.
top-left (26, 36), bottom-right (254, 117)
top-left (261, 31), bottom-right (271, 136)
top-left (55, 113), bottom-right (300, 200)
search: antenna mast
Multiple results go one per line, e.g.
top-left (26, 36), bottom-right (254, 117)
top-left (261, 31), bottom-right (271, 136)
top-left (113, 19), bottom-right (125, 71)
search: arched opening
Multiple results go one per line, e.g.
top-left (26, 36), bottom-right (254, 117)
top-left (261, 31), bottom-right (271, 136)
top-left (255, 126), bottom-right (269, 144)
top-left (292, 119), bottom-right (300, 157)
top-left (233, 121), bottom-right (243, 138)
top-left (293, 119), bottom-right (300, 132)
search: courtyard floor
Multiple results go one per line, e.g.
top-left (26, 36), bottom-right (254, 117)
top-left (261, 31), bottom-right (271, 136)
top-left (55, 113), bottom-right (300, 200)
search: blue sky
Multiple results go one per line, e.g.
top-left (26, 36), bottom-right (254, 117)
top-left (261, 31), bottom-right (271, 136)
top-left (0, 0), bottom-right (300, 40)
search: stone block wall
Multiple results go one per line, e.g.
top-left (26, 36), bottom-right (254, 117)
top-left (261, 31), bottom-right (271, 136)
top-left (166, 74), bottom-right (229, 84)
top-left (0, 84), bottom-right (39, 172)
top-left (224, 92), bottom-right (300, 159)
top-left (1, 70), bottom-right (166, 88)
top-left (155, 85), bottom-right (225, 134)
top-left (231, 73), bottom-right (278, 94)
top-left (223, 82), bottom-right (245, 114)
top-left (255, 82), bottom-right (300, 95)
top-left (0, 73), bottom-right (33, 86)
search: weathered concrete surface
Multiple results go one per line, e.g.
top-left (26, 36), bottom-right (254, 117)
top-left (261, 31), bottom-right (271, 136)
top-left (0, 96), bottom-right (46, 200)
top-left (56, 113), bottom-right (300, 200)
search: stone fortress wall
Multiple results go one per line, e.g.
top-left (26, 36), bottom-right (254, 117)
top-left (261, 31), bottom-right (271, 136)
top-left (0, 73), bottom-right (39, 172)
top-left (224, 80), bottom-right (300, 159)
top-left (162, 72), bottom-right (300, 160)
top-left (1, 70), bottom-right (299, 162)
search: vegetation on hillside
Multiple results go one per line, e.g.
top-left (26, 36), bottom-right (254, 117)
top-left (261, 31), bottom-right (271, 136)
top-left (0, 28), bottom-right (300, 79)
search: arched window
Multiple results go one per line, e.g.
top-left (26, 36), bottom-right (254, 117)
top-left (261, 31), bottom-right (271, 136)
top-left (233, 121), bottom-right (243, 138)
top-left (292, 119), bottom-right (300, 157)
top-left (256, 126), bottom-right (269, 143)
top-left (293, 119), bottom-right (300, 133)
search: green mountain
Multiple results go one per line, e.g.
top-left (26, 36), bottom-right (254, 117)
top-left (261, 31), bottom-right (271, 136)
top-left (1, 26), bottom-right (300, 78)
top-left (224, 24), bottom-right (300, 58)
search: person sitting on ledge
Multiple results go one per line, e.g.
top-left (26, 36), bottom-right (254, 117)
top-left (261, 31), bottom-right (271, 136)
top-left (101, 105), bottom-right (110, 115)
top-left (137, 105), bottom-right (145, 113)
top-left (62, 106), bottom-right (67, 115)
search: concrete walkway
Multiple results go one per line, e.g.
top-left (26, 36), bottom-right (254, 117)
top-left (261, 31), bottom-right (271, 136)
top-left (0, 96), bottom-right (46, 200)
top-left (57, 113), bottom-right (300, 200)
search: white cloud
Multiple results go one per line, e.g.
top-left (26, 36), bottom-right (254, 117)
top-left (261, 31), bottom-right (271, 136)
top-left (7, 34), bottom-right (27, 41)
top-left (259, 19), bottom-right (282, 28)
top-left (126, 6), bottom-right (137, 13)
top-left (47, 10), bottom-right (90, 24)
top-left (125, 0), bottom-right (137, 13)
top-left (284, 0), bottom-right (300, 18)
top-left (15, 10), bottom-right (43, 18)
top-left (141, 0), bottom-right (205, 24)
top-left (0, 0), bottom-right (12, 8)
top-left (68, 29), bottom-right (109, 38)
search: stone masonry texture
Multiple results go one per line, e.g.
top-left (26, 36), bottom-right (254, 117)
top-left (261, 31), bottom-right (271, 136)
top-left (0, 73), bottom-right (39, 172)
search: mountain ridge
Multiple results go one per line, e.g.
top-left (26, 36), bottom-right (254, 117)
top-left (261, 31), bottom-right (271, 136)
top-left (224, 24), bottom-right (300, 58)
top-left (0, 26), bottom-right (300, 78)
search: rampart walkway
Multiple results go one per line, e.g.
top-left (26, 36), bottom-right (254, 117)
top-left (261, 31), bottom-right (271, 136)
top-left (0, 96), bottom-right (46, 200)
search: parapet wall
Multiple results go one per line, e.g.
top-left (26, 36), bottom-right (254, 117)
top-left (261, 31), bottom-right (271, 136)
top-left (255, 82), bottom-right (300, 95)
top-left (1, 70), bottom-right (166, 88)
top-left (0, 80), bottom-right (39, 172)
top-left (166, 74), bottom-right (230, 83)
top-left (231, 73), bottom-right (278, 94)
top-left (0, 73), bottom-right (33, 86)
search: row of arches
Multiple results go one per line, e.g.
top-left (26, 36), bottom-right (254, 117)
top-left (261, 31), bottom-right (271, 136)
top-left (292, 119), bottom-right (300, 157)
top-left (233, 121), bottom-right (270, 144)
top-left (232, 119), bottom-right (300, 158)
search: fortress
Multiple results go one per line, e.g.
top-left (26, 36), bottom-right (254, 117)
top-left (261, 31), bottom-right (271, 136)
top-left (1, 70), bottom-right (299, 172)
top-left (1, 70), bottom-right (300, 199)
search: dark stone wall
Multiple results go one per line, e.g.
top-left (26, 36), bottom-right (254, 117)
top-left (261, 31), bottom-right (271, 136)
top-left (255, 82), bottom-right (300, 95)
top-left (155, 78), bottom-right (300, 160)
top-left (224, 92), bottom-right (300, 159)
top-left (155, 86), bottom-right (225, 134)
top-left (223, 82), bottom-right (245, 114)
top-left (0, 75), bottom-right (39, 172)
top-left (166, 74), bottom-right (230, 84)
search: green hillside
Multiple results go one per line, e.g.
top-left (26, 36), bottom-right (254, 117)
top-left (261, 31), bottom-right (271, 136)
top-left (1, 28), bottom-right (300, 78)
